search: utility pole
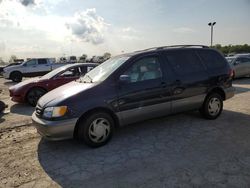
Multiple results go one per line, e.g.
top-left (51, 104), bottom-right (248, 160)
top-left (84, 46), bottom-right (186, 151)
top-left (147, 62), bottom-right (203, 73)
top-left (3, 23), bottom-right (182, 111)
top-left (208, 22), bottom-right (216, 47)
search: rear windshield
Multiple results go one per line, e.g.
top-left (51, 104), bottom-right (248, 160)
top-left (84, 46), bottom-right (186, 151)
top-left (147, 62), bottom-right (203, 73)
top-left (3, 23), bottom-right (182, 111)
top-left (197, 50), bottom-right (227, 69)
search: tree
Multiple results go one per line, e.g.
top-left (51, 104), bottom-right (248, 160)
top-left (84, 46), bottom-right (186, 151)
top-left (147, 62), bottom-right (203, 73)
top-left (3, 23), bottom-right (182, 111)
top-left (0, 57), bottom-right (4, 65)
top-left (213, 44), bottom-right (250, 55)
top-left (103, 52), bottom-right (111, 60)
top-left (9, 55), bottom-right (17, 63)
top-left (79, 54), bottom-right (88, 63)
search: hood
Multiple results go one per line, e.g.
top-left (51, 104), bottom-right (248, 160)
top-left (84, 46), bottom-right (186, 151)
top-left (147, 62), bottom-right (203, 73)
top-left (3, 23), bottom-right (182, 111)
top-left (4, 64), bottom-right (23, 72)
top-left (37, 81), bottom-right (95, 107)
top-left (9, 77), bottom-right (40, 91)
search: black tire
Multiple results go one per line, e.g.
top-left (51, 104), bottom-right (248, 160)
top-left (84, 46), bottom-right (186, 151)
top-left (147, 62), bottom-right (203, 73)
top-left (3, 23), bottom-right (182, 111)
top-left (26, 88), bottom-right (47, 107)
top-left (10, 72), bottom-right (22, 82)
top-left (200, 93), bottom-right (223, 120)
top-left (77, 112), bottom-right (114, 147)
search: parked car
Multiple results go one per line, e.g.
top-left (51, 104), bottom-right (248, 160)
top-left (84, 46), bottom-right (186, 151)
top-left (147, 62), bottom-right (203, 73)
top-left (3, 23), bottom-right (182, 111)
top-left (226, 55), bottom-right (250, 78)
top-left (32, 45), bottom-right (235, 147)
top-left (67, 56), bottom-right (77, 63)
top-left (9, 63), bottom-right (98, 106)
top-left (3, 58), bottom-right (67, 82)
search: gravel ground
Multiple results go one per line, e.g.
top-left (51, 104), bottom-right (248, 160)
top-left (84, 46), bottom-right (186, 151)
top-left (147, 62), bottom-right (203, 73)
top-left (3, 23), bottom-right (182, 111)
top-left (0, 77), bottom-right (250, 188)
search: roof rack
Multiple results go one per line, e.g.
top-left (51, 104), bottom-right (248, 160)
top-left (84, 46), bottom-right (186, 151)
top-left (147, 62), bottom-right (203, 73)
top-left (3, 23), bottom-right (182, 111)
top-left (135, 45), bottom-right (209, 53)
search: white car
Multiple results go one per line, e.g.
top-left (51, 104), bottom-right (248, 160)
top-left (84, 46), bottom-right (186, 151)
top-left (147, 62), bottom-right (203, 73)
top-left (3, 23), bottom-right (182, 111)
top-left (3, 58), bottom-right (68, 82)
top-left (226, 55), bottom-right (250, 78)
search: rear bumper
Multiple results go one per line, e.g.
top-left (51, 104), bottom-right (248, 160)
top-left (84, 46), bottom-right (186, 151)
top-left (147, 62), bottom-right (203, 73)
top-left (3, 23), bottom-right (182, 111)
top-left (224, 87), bottom-right (235, 100)
top-left (32, 112), bottom-right (77, 141)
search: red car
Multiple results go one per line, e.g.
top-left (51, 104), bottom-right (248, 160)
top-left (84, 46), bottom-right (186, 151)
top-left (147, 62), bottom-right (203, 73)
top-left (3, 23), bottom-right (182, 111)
top-left (9, 63), bottom-right (98, 106)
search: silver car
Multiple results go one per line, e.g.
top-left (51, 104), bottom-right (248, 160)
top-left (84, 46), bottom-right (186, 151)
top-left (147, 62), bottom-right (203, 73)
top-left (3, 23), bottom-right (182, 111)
top-left (226, 55), bottom-right (250, 78)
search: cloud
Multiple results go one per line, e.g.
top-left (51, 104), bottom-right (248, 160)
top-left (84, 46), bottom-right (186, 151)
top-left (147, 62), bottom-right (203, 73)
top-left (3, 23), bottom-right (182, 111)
top-left (20, 0), bottom-right (35, 6)
top-left (173, 27), bottom-right (195, 33)
top-left (66, 8), bottom-right (109, 45)
top-left (122, 27), bottom-right (137, 33)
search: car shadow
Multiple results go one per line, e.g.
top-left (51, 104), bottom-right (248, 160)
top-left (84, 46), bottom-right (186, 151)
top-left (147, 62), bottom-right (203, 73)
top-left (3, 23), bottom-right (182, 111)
top-left (10, 103), bottom-right (34, 116)
top-left (233, 77), bottom-right (250, 85)
top-left (3, 81), bottom-right (16, 87)
top-left (234, 86), bottom-right (250, 95)
top-left (37, 109), bottom-right (250, 187)
top-left (0, 114), bottom-right (5, 124)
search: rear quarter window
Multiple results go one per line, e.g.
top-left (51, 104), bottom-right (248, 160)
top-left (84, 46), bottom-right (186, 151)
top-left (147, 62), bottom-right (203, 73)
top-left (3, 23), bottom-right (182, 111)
top-left (164, 50), bottom-right (205, 75)
top-left (197, 50), bottom-right (226, 70)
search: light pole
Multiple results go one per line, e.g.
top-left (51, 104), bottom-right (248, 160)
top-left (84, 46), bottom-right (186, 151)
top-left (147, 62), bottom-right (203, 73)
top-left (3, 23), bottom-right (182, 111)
top-left (208, 22), bottom-right (216, 47)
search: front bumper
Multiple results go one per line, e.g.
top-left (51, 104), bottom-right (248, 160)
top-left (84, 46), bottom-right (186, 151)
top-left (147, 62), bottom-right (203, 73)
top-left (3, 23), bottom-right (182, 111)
top-left (32, 112), bottom-right (78, 141)
top-left (224, 87), bottom-right (235, 100)
top-left (3, 72), bottom-right (9, 79)
top-left (9, 89), bottom-right (25, 103)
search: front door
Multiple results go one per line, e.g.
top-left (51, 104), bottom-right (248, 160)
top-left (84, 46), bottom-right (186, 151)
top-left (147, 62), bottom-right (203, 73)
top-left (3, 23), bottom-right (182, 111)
top-left (116, 55), bottom-right (171, 125)
top-left (48, 67), bottom-right (80, 90)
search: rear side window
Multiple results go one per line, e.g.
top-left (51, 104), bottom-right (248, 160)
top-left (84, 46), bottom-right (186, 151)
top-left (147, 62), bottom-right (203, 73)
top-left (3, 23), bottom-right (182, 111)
top-left (38, 59), bottom-right (47, 65)
top-left (236, 57), bottom-right (250, 64)
top-left (164, 50), bottom-right (204, 75)
top-left (198, 50), bottom-right (226, 69)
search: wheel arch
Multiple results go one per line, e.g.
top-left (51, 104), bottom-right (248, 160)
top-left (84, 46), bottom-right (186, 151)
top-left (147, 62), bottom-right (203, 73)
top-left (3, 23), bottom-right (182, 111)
top-left (10, 71), bottom-right (22, 78)
top-left (73, 107), bottom-right (120, 139)
top-left (25, 86), bottom-right (48, 102)
top-left (207, 87), bottom-right (226, 101)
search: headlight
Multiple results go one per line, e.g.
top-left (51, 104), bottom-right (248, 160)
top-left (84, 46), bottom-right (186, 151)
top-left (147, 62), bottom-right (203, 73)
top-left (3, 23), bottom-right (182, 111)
top-left (43, 106), bottom-right (67, 118)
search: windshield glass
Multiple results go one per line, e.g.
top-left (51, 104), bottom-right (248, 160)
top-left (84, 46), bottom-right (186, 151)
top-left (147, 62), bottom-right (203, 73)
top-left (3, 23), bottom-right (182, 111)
top-left (41, 66), bottom-right (68, 80)
top-left (80, 56), bottom-right (130, 83)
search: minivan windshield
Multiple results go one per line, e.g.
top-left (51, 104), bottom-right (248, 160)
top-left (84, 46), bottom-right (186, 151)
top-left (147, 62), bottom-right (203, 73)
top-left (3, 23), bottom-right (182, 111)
top-left (79, 56), bottom-right (130, 83)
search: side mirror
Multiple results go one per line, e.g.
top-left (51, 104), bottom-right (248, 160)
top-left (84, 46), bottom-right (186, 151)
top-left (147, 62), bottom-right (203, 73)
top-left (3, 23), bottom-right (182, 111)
top-left (119, 75), bottom-right (130, 84)
top-left (23, 64), bottom-right (27, 67)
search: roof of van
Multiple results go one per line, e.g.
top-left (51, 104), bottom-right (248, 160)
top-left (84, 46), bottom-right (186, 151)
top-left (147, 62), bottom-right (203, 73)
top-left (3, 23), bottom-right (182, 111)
top-left (121, 45), bottom-right (211, 57)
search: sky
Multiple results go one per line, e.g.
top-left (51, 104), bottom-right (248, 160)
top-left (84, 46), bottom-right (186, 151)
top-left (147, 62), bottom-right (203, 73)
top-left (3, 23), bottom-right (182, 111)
top-left (0, 0), bottom-right (250, 61)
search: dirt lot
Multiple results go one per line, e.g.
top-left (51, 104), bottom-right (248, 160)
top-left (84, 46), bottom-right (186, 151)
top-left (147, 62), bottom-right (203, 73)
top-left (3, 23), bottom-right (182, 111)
top-left (0, 77), bottom-right (250, 188)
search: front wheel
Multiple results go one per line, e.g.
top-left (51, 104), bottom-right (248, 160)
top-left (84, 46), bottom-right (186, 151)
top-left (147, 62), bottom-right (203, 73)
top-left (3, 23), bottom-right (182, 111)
top-left (77, 112), bottom-right (114, 147)
top-left (10, 72), bottom-right (22, 82)
top-left (200, 93), bottom-right (223, 120)
top-left (26, 88), bottom-right (46, 106)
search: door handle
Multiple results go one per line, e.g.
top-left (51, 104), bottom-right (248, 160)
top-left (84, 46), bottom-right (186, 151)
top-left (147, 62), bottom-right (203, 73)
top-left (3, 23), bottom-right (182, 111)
top-left (174, 79), bottom-right (181, 85)
top-left (161, 82), bottom-right (167, 88)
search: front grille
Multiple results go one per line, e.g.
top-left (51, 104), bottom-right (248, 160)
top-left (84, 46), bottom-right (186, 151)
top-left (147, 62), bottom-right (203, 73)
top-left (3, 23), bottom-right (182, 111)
top-left (35, 105), bottom-right (43, 117)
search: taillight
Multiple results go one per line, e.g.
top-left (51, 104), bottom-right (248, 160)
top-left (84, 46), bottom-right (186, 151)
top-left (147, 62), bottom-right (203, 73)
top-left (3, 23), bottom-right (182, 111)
top-left (229, 69), bottom-right (234, 78)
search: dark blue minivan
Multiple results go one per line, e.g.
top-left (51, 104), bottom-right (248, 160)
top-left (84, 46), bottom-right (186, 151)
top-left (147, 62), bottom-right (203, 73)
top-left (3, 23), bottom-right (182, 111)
top-left (32, 45), bottom-right (235, 147)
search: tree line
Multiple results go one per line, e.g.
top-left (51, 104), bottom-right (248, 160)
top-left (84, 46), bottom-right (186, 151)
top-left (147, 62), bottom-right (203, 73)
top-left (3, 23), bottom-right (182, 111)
top-left (213, 44), bottom-right (250, 55)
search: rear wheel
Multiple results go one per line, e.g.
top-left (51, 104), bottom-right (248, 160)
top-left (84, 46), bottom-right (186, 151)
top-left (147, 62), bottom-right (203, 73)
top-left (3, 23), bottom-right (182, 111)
top-left (200, 93), bottom-right (223, 120)
top-left (77, 112), bottom-right (114, 147)
top-left (26, 88), bottom-right (46, 106)
top-left (10, 72), bottom-right (22, 82)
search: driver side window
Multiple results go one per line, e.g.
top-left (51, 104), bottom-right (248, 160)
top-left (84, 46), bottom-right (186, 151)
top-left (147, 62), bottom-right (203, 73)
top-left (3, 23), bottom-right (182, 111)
top-left (25, 59), bottom-right (37, 66)
top-left (123, 56), bottom-right (162, 83)
top-left (58, 68), bottom-right (79, 78)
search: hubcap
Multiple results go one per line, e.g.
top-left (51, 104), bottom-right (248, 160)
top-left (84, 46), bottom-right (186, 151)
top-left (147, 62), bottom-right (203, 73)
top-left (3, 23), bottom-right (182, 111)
top-left (28, 89), bottom-right (44, 105)
top-left (88, 118), bottom-right (110, 143)
top-left (208, 97), bottom-right (221, 116)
